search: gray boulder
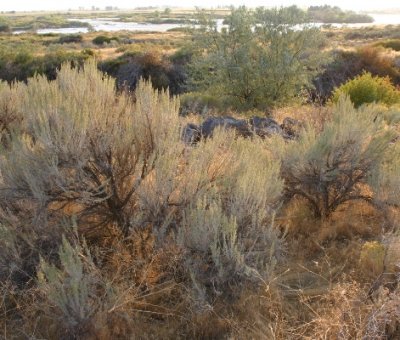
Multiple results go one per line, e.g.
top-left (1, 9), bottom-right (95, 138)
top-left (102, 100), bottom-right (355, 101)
top-left (182, 115), bottom-right (304, 144)
top-left (249, 116), bottom-right (283, 137)
top-left (281, 117), bottom-right (304, 138)
top-left (182, 123), bottom-right (201, 145)
top-left (200, 116), bottom-right (252, 138)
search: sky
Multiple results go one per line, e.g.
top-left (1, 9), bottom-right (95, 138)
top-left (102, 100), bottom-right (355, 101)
top-left (0, 0), bottom-right (399, 12)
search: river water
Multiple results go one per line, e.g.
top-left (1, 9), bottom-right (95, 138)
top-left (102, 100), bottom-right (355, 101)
top-left (13, 14), bottom-right (400, 35)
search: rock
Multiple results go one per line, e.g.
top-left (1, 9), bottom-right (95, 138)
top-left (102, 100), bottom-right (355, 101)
top-left (200, 117), bottom-right (252, 138)
top-left (182, 123), bottom-right (201, 145)
top-left (182, 115), bottom-right (304, 144)
top-left (281, 117), bottom-right (304, 138)
top-left (249, 116), bottom-right (283, 137)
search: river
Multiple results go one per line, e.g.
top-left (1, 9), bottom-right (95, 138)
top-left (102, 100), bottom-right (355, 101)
top-left (12, 13), bottom-right (400, 35)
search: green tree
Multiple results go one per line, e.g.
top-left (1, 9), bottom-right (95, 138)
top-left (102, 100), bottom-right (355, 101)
top-left (188, 6), bottom-right (325, 110)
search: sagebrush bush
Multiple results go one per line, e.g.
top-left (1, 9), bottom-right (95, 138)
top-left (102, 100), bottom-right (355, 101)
top-left (0, 61), bottom-right (284, 331)
top-left (38, 234), bottom-right (103, 333)
top-left (272, 96), bottom-right (395, 218)
top-left (332, 72), bottom-right (400, 108)
top-left (0, 60), bottom-right (183, 237)
top-left (371, 141), bottom-right (400, 207)
top-left (179, 134), bottom-right (283, 303)
top-left (0, 81), bottom-right (25, 144)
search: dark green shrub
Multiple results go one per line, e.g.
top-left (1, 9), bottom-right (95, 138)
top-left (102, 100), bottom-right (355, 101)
top-left (0, 49), bottom-right (91, 82)
top-left (99, 51), bottom-right (186, 94)
top-left (332, 72), bottom-right (400, 108)
top-left (92, 35), bottom-right (119, 45)
top-left (170, 46), bottom-right (194, 65)
top-left (375, 39), bottom-right (400, 52)
top-left (58, 34), bottom-right (83, 44)
top-left (0, 24), bottom-right (11, 33)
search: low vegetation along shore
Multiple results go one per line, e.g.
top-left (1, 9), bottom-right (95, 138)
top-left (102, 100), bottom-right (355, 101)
top-left (0, 5), bottom-right (400, 339)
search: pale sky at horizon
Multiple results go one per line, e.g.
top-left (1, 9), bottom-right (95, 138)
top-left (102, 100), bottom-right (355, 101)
top-left (1, 1), bottom-right (400, 13)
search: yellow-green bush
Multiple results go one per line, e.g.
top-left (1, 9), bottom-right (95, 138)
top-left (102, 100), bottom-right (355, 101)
top-left (359, 241), bottom-right (385, 278)
top-left (332, 72), bottom-right (400, 108)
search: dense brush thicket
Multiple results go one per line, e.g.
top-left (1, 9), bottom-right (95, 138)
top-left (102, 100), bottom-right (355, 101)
top-left (0, 48), bottom-right (94, 83)
top-left (0, 62), bottom-right (284, 338)
top-left (0, 61), bottom-right (399, 338)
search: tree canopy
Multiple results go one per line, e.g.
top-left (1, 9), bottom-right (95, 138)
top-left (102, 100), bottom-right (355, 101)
top-left (188, 6), bottom-right (326, 110)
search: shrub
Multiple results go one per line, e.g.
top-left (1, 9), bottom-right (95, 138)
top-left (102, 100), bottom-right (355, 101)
top-left (92, 35), bottom-right (119, 45)
top-left (0, 61), bottom-right (183, 237)
top-left (100, 51), bottom-right (186, 94)
top-left (0, 61), bottom-right (284, 335)
top-left (178, 134), bottom-right (283, 303)
top-left (58, 34), bottom-right (83, 44)
top-left (179, 92), bottom-right (222, 115)
top-left (38, 235), bottom-right (103, 333)
top-left (332, 72), bottom-right (400, 108)
top-left (359, 241), bottom-right (385, 279)
top-left (273, 96), bottom-right (395, 219)
top-left (0, 24), bottom-right (11, 33)
top-left (375, 39), bottom-right (400, 52)
top-left (0, 49), bottom-right (91, 82)
top-left (0, 81), bottom-right (25, 144)
top-left (188, 6), bottom-right (325, 110)
top-left (371, 141), bottom-right (400, 207)
top-left (313, 47), bottom-right (400, 101)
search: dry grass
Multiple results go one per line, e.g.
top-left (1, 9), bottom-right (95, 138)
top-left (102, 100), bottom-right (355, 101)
top-left (272, 104), bottom-right (333, 132)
